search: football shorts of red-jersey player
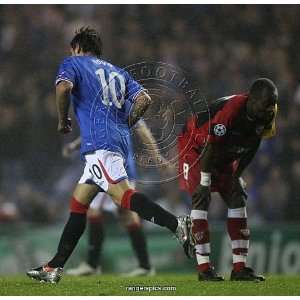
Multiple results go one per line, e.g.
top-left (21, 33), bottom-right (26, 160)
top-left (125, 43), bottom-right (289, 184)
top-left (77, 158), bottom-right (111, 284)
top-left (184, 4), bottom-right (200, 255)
top-left (178, 133), bottom-right (239, 196)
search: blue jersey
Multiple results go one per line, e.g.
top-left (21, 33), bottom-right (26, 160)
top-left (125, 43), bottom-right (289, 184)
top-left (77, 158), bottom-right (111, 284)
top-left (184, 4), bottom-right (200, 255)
top-left (55, 56), bottom-right (144, 159)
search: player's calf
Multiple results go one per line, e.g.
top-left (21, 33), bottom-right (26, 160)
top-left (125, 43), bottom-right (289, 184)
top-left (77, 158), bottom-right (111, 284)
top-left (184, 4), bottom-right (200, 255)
top-left (26, 185), bottom-right (99, 283)
top-left (120, 189), bottom-right (178, 232)
top-left (226, 207), bottom-right (249, 272)
top-left (122, 213), bottom-right (152, 271)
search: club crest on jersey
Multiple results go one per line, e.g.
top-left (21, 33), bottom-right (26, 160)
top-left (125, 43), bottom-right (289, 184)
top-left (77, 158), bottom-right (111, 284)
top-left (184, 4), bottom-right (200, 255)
top-left (213, 124), bottom-right (226, 136)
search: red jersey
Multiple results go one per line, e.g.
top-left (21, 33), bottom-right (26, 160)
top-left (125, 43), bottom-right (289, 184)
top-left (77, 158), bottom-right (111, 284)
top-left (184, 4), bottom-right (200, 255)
top-left (178, 94), bottom-right (263, 195)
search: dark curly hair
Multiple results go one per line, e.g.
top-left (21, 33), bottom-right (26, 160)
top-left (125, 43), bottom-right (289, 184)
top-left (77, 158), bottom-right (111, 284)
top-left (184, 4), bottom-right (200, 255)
top-left (70, 26), bottom-right (103, 58)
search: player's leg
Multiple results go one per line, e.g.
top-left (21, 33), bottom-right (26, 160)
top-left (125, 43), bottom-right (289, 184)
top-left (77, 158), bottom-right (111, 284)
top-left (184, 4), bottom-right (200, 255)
top-left (190, 192), bottom-right (212, 275)
top-left (94, 150), bottom-right (190, 248)
top-left (85, 208), bottom-right (104, 273)
top-left (190, 184), bottom-right (223, 281)
top-left (45, 183), bottom-right (100, 268)
top-left (66, 205), bottom-right (104, 276)
top-left (26, 156), bottom-right (102, 283)
top-left (220, 177), bottom-right (265, 281)
top-left (178, 136), bottom-right (223, 281)
top-left (220, 179), bottom-right (249, 274)
top-left (106, 179), bottom-right (189, 244)
top-left (119, 209), bottom-right (155, 276)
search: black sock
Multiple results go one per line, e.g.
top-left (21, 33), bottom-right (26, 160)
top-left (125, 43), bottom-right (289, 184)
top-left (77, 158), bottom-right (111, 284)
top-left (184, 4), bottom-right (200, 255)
top-left (87, 218), bottom-right (104, 269)
top-left (127, 225), bottom-right (151, 270)
top-left (130, 193), bottom-right (178, 233)
top-left (48, 212), bottom-right (86, 268)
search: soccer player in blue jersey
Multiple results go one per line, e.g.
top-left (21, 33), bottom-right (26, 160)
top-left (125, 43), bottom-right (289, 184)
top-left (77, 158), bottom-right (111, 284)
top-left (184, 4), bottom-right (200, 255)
top-left (26, 27), bottom-right (191, 283)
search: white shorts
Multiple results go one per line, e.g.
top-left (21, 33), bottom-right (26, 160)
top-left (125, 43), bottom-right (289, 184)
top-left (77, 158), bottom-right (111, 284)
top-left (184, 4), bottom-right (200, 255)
top-left (79, 149), bottom-right (128, 192)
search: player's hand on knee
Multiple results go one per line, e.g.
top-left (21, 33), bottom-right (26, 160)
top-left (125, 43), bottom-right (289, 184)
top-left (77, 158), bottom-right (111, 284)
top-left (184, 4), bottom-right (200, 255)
top-left (192, 184), bottom-right (211, 210)
top-left (58, 117), bottom-right (72, 134)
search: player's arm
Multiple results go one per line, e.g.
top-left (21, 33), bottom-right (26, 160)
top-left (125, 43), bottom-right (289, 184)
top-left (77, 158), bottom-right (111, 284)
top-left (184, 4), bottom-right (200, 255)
top-left (128, 91), bottom-right (152, 128)
top-left (196, 142), bottom-right (219, 186)
top-left (235, 139), bottom-right (261, 178)
top-left (62, 137), bottom-right (81, 158)
top-left (192, 142), bottom-right (218, 210)
top-left (56, 80), bottom-right (73, 134)
top-left (199, 143), bottom-right (216, 173)
top-left (134, 121), bottom-right (167, 165)
top-left (229, 139), bottom-right (261, 199)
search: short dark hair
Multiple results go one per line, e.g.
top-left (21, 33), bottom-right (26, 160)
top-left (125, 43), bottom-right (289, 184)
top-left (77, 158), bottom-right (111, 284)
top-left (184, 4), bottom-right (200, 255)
top-left (249, 78), bottom-right (278, 104)
top-left (70, 27), bottom-right (103, 58)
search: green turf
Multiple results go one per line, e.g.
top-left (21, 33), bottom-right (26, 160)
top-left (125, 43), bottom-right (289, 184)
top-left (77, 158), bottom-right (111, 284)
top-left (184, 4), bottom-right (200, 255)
top-left (0, 274), bottom-right (299, 296)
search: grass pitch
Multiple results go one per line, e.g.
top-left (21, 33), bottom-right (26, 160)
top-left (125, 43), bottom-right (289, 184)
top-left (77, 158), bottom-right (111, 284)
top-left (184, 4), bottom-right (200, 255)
top-left (0, 273), bottom-right (299, 296)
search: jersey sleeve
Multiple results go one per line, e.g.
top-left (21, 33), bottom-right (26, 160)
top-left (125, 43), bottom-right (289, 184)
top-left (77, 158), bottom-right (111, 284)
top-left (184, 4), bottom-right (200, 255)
top-left (208, 95), bottom-right (247, 143)
top-left (55, 57), bottom-right (78, 87)
top-left (125, 71), bottom-right (145, 103)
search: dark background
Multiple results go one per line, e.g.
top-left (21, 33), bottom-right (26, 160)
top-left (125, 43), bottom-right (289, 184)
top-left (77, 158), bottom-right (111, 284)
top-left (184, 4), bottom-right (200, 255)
top-left (0, 5), bottom-right (299, 224)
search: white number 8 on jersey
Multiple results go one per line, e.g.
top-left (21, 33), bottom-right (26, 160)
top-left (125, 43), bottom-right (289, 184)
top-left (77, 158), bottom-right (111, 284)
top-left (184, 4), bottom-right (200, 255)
top-left (183, 162), bottom-right (189, 180)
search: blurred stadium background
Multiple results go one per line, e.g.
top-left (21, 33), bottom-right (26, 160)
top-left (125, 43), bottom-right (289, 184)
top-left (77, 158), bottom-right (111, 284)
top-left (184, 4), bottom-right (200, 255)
top-left (0, 5), bottom-right (300, 276)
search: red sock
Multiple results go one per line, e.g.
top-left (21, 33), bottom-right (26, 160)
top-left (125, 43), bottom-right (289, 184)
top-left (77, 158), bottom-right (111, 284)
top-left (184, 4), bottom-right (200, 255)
top-left (120, 189), bottom-right (137, 210)
top-left (191, 210), bottom-right (211, 272)
top-left (70, 197), bottom-right (89, 214)
top-left (227, 207), bottom-right (249, 272)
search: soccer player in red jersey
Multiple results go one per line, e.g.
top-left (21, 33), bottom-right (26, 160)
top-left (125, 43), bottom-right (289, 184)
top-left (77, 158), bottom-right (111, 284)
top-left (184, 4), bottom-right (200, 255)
top-left (178, 78), bottom-right (278, 281)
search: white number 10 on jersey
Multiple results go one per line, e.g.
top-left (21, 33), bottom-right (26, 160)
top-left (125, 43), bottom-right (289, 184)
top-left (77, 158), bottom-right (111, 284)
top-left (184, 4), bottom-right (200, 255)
top-left (96, 68), bottom-right (126, 109)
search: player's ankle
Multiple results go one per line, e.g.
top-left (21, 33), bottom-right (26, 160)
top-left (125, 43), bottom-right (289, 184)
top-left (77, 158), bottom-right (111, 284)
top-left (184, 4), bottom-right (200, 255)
top-left (43, 264), bottom-right (55, 272)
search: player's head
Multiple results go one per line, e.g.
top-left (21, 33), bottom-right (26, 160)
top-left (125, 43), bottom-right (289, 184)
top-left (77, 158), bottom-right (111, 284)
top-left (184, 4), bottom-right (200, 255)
top-left (247, 78), bottom-right (278, 125)
top-left (70, 27), bottom-right (102, 58)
